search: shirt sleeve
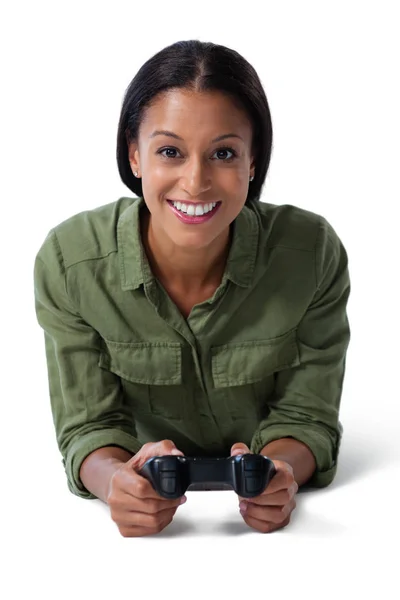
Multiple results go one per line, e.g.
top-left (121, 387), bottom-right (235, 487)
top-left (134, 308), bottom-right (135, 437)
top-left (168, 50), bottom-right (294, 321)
top-left (34, 229), bottom-right (143, 499)
top-left (250, 216), bottom-right (351, 488)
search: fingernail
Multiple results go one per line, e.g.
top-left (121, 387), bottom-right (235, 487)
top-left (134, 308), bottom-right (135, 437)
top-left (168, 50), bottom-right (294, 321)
top-left (239, 501), bottom-right (248, 513)
top-left (180, 496), bottom-right (187, 504)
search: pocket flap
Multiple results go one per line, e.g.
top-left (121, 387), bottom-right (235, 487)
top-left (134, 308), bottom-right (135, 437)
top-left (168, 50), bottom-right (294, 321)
top-left (98, 340), bottom-right (182, 385)
top-left (211, 328), bottom-right (300, 388)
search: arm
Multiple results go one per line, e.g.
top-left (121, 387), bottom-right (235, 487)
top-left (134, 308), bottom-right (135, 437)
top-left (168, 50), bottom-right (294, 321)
top-left (260, 438), bottom-right (316, 487)
top-left (34, 229), bottom-right (143, 499)
top-left (250, 216), bottom-right (351, 488)
top-left (80, 446), bottom-right (133, 503)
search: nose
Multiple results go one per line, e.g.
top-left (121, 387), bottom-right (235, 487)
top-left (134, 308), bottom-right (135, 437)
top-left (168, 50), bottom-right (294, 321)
top-left (180, 155), bottom-right (212, 197)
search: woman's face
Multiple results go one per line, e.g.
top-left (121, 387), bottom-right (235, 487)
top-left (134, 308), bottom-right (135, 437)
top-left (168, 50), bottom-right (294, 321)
top-left (128, 88), bottom-right (255, 251)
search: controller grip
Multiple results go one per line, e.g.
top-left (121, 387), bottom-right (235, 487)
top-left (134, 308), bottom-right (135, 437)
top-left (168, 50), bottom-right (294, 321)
top-left (140, 456), bottom-right (185, 499)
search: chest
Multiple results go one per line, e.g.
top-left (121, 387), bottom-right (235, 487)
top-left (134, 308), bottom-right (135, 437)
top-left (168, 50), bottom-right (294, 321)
top-left (161, 284), bottom-right (220, 319)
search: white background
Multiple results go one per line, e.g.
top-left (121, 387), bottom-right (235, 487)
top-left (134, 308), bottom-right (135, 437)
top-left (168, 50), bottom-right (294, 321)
top-left (1, 1), bottom-right (399, 598)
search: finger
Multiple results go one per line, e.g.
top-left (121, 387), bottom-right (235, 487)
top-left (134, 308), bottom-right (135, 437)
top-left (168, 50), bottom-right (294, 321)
top-left (241, 496), bottom-right (296, 524)
top-left (238, 482), bottom-right (298, 507)
top-left (262, 467), bottom-right (296, 495)
top-left (156, 439), bottom-right (185, 455)
top-left (117, 525), bottom-right (157, 538)
top-left (117, 504), bottom-right (177, 530)
top-left (236, 463), bottom-right (293, 501)
top-left (241, 511), bottom-right (292, 534)
top-left (127, 440), bottom-right (184, 472)
top-left (115, 469), bottom-right (163, 501)
top-left (117, 513), bottom-right (174, 537)
top-left (114, 491), bottom-right (186, 514)
top-left (117, 464), bottom-right (180, 501)
top-left (230, 442), bottom-right (251, 456)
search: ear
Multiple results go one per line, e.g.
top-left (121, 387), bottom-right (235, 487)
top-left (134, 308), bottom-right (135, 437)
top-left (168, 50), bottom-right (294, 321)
top-left (250, 155), bottom-right (256, 179)
top-left (128, 141), bottom-right (140, 175)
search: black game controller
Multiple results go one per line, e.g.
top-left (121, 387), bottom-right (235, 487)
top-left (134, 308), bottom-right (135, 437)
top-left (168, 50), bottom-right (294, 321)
top-left (139, 453), bottom-right (276, 499)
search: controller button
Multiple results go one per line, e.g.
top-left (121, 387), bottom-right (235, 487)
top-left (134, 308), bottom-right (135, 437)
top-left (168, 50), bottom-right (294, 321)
top-left (160, 475), bottom-right (177, 494)
top-left (244, 462), bottom-right (260, 471)
top-left (159, 458), bottom-right (178, 471)
top-left (245, 476), bottom-right (263, 493)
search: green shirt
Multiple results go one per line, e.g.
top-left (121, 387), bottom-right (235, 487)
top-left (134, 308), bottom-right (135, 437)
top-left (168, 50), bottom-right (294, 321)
top-left (33, 196), bottom-right (351, 499)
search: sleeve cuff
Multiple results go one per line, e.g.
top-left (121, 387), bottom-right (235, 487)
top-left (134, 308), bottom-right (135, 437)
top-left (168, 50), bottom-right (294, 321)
top-left (250, 424), bottom-right (342, 488)
top-left (64, 429), bottom-right (144, 499)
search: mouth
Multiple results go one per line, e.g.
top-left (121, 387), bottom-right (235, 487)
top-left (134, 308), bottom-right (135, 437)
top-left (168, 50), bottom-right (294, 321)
top-left (166, 199), bottom-right (222, 224)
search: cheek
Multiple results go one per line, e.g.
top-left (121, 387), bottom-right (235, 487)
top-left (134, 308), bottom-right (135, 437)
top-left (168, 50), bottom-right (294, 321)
top-left (221, 164), bottom-right (249, 187)
top-left (237, 163), bottom-right (252, 183)
top-left (142, 164), bottom-right (173, 198)
top-left (146, 161), bottom-right (167, 182)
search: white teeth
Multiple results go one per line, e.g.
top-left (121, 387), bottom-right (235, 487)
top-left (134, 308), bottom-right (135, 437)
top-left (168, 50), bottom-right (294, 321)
top-left (171, 201), bottom-right (217, 216)
top-left (195, 204), bottom-right (204, 216)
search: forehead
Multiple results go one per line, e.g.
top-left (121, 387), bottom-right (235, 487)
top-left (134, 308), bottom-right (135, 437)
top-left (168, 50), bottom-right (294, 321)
top-left (140, 88), bottom-right (252, 137)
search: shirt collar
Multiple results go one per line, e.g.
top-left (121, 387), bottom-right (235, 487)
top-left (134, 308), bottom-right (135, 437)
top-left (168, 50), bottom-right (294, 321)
top-left (117, 196), bottom-right (259, 291)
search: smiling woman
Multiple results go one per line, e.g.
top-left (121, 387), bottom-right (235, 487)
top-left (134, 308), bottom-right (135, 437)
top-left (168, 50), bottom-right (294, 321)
top-left (122, 85), bottom-right (260, 296)
top-left (34, 39), bottom-right (351, 538)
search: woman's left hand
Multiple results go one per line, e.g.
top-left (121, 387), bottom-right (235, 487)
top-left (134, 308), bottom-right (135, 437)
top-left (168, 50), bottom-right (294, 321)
top-left (231, 443), bottom-right (298, 533)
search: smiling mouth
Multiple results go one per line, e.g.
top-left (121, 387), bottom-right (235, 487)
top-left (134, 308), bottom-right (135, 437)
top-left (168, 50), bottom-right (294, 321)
top-left (166, 199), bottom-right (222, 222)
top-left (166, 199), bottom-right (221, 215)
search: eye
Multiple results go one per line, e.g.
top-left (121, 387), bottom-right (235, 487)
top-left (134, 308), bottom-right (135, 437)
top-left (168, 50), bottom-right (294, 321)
top-left (212, 147), bottom-right (237, 161)
top-left (158, 147), bottom-right (181, 159)
top-left (156, 146), bottom-right (238, 161)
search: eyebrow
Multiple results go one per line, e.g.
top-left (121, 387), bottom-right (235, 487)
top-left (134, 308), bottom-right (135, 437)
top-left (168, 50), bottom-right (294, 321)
top-left (149, 130), bottom-right (244, 143)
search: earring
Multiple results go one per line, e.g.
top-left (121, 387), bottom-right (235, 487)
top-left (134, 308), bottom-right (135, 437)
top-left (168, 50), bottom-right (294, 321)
top-left (249, 175), bottom-right (254, 182)
top-left (134, 171), bottom-right (138, 177)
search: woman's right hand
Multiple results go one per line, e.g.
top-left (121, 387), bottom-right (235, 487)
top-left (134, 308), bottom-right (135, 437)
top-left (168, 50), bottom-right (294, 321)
top-left (106, 439), bottom-right (187, 537)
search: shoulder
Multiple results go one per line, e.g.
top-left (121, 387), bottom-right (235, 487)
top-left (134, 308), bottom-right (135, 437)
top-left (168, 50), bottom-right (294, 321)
top-left (248, 199), bottom-right (326, 251)
top-left (35, 197), bottom-right (136, 268)
top-left (248, 200), bottom-right (348, 283)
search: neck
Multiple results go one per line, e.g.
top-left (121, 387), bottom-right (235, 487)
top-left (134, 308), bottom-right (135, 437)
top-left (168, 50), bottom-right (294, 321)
top-left (141, 208), bottom-right (231, 293)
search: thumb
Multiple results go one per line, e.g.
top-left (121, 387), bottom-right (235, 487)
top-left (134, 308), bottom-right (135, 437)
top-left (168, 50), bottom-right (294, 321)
top-left (170, 448), bottom-right (184, 456)
top-left (230, 442), bottom-right (251, 457)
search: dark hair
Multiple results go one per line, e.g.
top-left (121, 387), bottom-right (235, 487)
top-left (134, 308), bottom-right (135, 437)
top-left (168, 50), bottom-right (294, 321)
top-left (116, 40), bottom-right (273, 204)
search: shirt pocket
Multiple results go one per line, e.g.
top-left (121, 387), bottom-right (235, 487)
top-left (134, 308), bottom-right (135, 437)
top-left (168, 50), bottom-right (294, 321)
top-left (98, 340), bottom-right (185, 420)
top-left (210, 328), bottom-right (300, 419)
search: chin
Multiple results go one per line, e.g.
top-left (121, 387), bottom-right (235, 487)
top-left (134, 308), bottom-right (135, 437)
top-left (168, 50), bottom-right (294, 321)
top-left (167, 229), bottom-right (219, 249)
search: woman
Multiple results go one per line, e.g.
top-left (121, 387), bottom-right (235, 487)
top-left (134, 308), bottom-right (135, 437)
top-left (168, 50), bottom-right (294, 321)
top-left (34, 39), bottom-right (351, 537)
